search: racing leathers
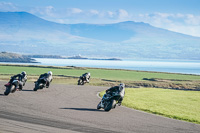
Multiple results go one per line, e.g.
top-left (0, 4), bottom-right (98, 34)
top-left (38, 73), bottom-right (52, 88)
top-left (10, 73), bottom-right (27, 90)
top-left (103, 83), bottom-right (125, 106)
top-left (81, 73), bottom-right (90, 83)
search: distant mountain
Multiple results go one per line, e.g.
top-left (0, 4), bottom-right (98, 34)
top-left (0, 11), bottom-right (200, 60)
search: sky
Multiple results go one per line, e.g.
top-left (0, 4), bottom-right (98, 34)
top-left (0, 0), bottom-right (200, 37)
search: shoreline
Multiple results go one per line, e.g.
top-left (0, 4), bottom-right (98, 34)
top-left (0, 63), bottom-right (199, 76)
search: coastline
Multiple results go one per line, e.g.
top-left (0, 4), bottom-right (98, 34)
top-left (1, 58), bottom-right (200, 75)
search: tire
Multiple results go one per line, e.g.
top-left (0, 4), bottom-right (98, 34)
top-left (78, 80), bottom-right (81, 85)
top-left (11, 85), bottom-right (17, 93)
top-left (97, 102), bottom-right (102, 110)
top-left (82, 81), bottom-right (85, 85)
top-left (78, 79), bottom-right (84, 85)
top-left (112, 100), bottom-right (117, 109)
top-left (104, 100), bottom-right (114, 112)
top-left (33, 87), bottom-right (38, 91)
top-left (4, 86), bottom-right (11, 96)
top-left (33, 83), bottom-right (39, 91)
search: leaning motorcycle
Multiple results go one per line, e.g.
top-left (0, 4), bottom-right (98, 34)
top-left (77, 76), bottom-right (87, 85)
top-left (33, 78), bottom-right (47, 91)
top-left (4, 77), bottom-right (19, 96)
top-left (97, 91), bottom-right (121, 112)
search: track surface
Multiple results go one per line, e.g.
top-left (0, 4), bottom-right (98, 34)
top-left (0, 81), bottom-right (200, 133)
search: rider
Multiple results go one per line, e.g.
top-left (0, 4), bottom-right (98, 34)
top-left (81, 72), bottom-right (90, 83)
top-left (102, 83), bottom-right (125, 106)
top-left (9, 71), bottom-right (27, 90)
top-left (38, 71), bottom-right (53, 88)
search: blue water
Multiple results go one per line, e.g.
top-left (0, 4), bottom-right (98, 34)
top-left (1, 58), bottom-right (200, 75)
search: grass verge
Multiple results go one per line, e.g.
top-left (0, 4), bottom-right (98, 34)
top-left (0, 64), bottom-right (200, 90)
top-left (100, 88), bottom-right (200, 124)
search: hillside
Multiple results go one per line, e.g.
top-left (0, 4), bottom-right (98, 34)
top-left (0, 52), bottom-right (35, 63)
top-left (0, 12), bottom-right (200, 60)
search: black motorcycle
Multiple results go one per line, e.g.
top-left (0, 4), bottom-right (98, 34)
top-left (4, 77), bottom-right (20, 96)
top-left (97, 91), bottom-right (121, 112)
top-left (33, 78), bottom-right (47, 91)
top-left (77, 76), bottom-right (87, 85)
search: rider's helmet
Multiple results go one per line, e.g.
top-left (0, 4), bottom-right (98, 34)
top-left (48, 71), bottom-right (53, 75)
top-left (21, 71), bottom-right (26, 76)
top-left (119, 83), bottom-right (125, 91)
top-left (87, 72), bottom-right (90, 76)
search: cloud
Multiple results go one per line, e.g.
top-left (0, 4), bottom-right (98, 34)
top-left (138, 12), bottom-right (200, 27)
top-left (185, 14), bottom-right (200, 25)
top-left (45, 6), bottom-right (55, 16)
top-left (117, 9), bottom-right (129, 19)
top-left (107, 11), bottom-right (114, 18)
top-left (89, 9), bottom-right (99, 15)
top-left (168, 25), bottom-right (200, 37)
top-left (99, 9), bottom-right (130, 20)
top-left (69, 8), bottom-right (83, 14)
top-left (137, 12), bottom-right (200, 37)
top-left (30, 6), bottom-right (56, 18)
top-left (0, 2), bottom-right (18, 11)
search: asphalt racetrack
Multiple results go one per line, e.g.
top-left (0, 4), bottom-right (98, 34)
top-left (0, 81), bottom-right (200, 133)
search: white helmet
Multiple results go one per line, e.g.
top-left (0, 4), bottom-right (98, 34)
top-left (21, 71), bottom-right (26, 75)
top-left (48, 71), bottom-right (52, 75)
top-left (87, 72), bottom-right (90, 76)
top-left (119, 83), bottom-right (125, 91)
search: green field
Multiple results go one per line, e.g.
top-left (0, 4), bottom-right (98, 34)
top-left (1, 64), bottom-right (200, 81)
top-left (1, 64), bottom-right (200, 89)
top-left (0, 64), bottom-right (200, 124)
top-left (100, 88), bottom-right (200, 124)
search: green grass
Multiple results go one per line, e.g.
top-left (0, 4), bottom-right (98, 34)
top-left (0, 64), bottom-right (200, 81)
top-left (100, 88), bottom-right (200, 124)
top-left (1, 64), bottom-right (200, 89)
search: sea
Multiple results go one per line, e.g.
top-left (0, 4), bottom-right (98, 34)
top-left (1, 58), bottom-right (200, 75)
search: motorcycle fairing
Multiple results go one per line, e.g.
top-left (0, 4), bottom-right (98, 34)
top-left (4, 82), bottom-right (11, 87)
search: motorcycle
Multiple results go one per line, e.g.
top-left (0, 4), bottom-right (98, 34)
top-left (77, 76), bottom-right (87, 85)
top-left (33, 77), bottom-right (47, 91)
top-left (4, 77), bottom-right (20, 96)
top-left (97, 91), bottom-right (121, 112)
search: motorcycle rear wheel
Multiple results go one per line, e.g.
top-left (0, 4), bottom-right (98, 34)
top-left (4, 85), bottom-right (15, 95)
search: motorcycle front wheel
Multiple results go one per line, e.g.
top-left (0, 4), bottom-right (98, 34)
top-left (78, 79), bottom-right (84, 85)
top-left (4, 86), bottom-right (11, 95)
top-left (33, 83), bottom-right (39, 91)
top-left (4, 85), bottom-right (15, 95)
top-left (97, 102), bottom-right (102, 110)
top-left (104, 100), bottom-right (115, 112)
